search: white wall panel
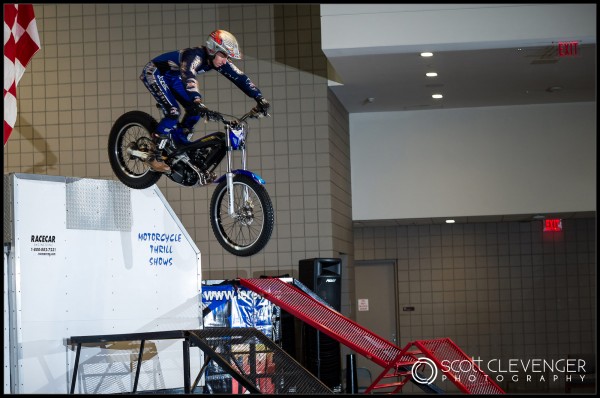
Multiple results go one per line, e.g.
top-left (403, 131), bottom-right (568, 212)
top-left (350, 102), bottom-right (596, 220)
top-left (321, 4), bottom-right (596, 55)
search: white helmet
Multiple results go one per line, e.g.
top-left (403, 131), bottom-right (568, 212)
top-left (205, 30), bottom-right (242, 59)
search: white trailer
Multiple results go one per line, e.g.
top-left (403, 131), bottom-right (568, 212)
top-left (3, 173), bottom-right (203, 394)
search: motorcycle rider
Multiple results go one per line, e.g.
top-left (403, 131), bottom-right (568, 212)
top-left (139, 29), bottom-right (270, 173)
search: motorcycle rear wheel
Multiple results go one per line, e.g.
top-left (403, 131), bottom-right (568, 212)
top-left (210, 174), bottom-right (274, 257)
top-left (108, 111), bottom-right (162, 189)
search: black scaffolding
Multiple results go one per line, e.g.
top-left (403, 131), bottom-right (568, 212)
top-left (67, 328), bottom-right (332, 394)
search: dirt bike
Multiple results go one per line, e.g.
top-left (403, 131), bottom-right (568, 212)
top-left (108, 107), bottom-right (274, 257)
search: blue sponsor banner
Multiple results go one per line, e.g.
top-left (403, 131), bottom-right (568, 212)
top-left (201, 282), bottom-right (277, 394)
top-left (202, 283), bottom-right (273, 338)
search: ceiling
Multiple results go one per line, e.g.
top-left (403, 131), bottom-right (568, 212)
top-left (324, 42), bottom-right (596, 227)
top-left (326, 43), bottom-right (596, 114)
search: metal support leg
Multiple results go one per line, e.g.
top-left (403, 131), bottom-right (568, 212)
top-left (70, 343), bottom-right (82, 394)
top-left (192, 355), bottom-right (211, 393)
top-left (183, 339), bottom-right (191, 394)
top-left (132, 340), bottom-right (145, 393)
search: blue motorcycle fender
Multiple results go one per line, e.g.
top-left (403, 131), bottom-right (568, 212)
top-left (214, 169), bottom-right (266, 185)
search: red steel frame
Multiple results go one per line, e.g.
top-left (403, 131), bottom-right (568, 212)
top-left (239, 277), bottom-right (504, 394)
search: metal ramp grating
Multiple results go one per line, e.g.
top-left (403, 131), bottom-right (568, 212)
top-left (187, 328), bottom-right (332, 394)
top-left (239, 277), bottom-right (403, 368)
top-left (240, 278), bottom-right (504, 394)
top-left (412, 338), bottom-right (505, 394)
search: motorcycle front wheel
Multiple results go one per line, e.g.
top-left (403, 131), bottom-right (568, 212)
top-left (108, 111), bottom-right (162, 189)
top-left (210, 174), bottom-right (275, 257)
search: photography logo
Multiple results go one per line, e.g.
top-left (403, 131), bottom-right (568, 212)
top-left (412, 358), bottom-right (438, 385)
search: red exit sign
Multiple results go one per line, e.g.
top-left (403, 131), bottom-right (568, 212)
top-left (558, 41), bottom-right (579, 57)
top-left (544, 219), bottom-right (563, 232)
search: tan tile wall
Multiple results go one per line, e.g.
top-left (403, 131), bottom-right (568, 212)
top-left (5, 4), bottom-right (352, 294)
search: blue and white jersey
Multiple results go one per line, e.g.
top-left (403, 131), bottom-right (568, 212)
top-left (151, 46), bottom-right (262, 101)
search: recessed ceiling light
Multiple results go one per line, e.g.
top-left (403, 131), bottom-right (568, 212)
top-left (364, 97), bottom-right (375, 104)
top-left (432, 94), bottom-right (443, 99)
top-left (426, 72), bottom-right (438, 77)
top-left (446, 219), bottom-right (455, 224)
top-left (420, 52), bottom-right (434, 57)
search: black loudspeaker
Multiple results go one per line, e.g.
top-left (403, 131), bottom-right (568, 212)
top-left (279, 309), bottom-right (297, 359)
top-left (298, 258), bottom-right (342, 391)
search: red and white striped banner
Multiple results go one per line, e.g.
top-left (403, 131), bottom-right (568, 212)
top-left (4, 3), bottom-right (41, 145)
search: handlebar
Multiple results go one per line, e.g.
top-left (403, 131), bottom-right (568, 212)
top-left (201, 106), bottom-right (269, 125)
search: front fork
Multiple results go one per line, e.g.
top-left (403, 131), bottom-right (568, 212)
top-left (225, 131), bottom-right (249, 217)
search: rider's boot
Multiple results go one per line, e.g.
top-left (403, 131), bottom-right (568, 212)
top-left (171, 125), bottom-right (193, 147)
top-left (183, 127), bottom-right (194, 141)
top-left (147, 133), bottom-right (171, 173)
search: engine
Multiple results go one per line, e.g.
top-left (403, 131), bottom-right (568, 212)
top-left (166, 149), bottom-right (219, 187)
top-left (167, 158), bottom-right (199, 186)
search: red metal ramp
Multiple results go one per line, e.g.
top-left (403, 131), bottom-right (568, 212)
top-left (239, 277), bottom-right (504, 394)
top-left (385, 338), bottom-right (505, 394)
top-left (409, 338), bottom-right (505, 394)
top-left (239, 277), bottom-right (401, 367)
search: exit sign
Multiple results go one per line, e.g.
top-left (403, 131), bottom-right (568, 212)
top-left (544, 219), bottom-right (563, 232)
top-left (558, 41), bottom-right (579, 57)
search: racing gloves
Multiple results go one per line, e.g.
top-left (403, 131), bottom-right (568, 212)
top-left (255, 96), bottom-right (270, 115)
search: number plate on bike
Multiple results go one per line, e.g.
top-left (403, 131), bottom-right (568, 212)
top-left (229, 126), bottom-right (246, 149)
